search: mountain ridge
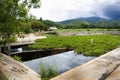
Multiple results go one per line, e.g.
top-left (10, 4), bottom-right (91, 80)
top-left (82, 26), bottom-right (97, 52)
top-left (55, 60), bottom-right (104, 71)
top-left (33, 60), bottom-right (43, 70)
top-left (59, 17), bottom-right (108, 24)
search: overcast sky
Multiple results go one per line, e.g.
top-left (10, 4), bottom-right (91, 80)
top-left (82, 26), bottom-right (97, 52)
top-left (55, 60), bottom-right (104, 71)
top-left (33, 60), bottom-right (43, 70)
top-left (29, 0), bottom-right (120, 21)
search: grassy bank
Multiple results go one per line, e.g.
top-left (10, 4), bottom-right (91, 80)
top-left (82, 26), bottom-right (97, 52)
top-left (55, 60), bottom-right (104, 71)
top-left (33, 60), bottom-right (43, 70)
top-left (29, 35), bottom-right (120, 56)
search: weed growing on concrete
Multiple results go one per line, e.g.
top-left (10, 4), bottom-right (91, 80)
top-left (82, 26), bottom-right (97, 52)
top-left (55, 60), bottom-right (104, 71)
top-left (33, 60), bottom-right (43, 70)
top-left (39, 62), bottom-right (58, 80)
top-left (12, 55), bottom-right (22, 62)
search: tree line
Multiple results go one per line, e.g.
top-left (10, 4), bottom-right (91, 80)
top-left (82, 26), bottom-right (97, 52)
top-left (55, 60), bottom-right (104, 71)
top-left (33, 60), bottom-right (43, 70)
top-left (61, 20), bottom-right (120, 29)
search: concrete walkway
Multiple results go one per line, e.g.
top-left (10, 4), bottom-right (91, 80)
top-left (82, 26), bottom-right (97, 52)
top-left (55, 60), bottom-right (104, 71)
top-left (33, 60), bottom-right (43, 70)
top-left (10, 34), bottom-right (47, 46)
top-left (51, 47), bottom-right (120, 80)
top-left (16, 34), bottom-right (46, 44)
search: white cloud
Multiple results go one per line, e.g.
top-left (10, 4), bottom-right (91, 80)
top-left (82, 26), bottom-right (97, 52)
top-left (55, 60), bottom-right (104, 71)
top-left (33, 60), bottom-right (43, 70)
top-left (29, 0), bottom-right (120, 21)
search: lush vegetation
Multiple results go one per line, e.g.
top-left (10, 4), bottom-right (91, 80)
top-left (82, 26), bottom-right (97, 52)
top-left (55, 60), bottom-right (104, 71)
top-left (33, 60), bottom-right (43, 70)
top-left (30, 35), bottom-right (120, 56)
top-left (61, 20), bottom-right (120, 29)
top-left (0, 0), bottom-right (41, 54)
top-left (22, 20), bottom-right (48, 33)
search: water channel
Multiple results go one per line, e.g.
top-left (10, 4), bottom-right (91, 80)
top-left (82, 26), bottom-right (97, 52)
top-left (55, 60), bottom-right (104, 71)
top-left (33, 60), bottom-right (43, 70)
top-left (23, 51), bottom-right (96, 74)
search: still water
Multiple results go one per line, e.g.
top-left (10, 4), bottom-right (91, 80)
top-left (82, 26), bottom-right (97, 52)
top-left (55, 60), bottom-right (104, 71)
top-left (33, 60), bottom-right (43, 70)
top-left (24, 51), bottom-right (96, 74)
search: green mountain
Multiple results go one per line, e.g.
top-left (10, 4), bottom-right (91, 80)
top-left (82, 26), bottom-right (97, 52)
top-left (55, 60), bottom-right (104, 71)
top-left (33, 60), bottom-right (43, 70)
top-left (60, 17), bottom-right (106, 24)
top-left (58, 17), bottom-right (120, 29)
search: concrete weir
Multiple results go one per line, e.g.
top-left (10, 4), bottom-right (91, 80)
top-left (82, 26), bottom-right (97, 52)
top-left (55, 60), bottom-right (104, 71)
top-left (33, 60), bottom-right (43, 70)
top-left (0, 53), bottom-right (41, 80)
top-left (51, 47), bottom-right (120, 80)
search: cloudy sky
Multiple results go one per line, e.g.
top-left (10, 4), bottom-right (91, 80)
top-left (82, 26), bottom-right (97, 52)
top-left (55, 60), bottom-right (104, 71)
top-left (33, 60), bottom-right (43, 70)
top-left (29, 0), bottom-right (120, 21)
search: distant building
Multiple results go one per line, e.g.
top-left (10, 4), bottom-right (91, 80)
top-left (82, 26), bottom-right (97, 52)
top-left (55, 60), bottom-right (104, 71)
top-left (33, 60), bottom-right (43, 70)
top-left (49, 27), bottom-right (57, 31)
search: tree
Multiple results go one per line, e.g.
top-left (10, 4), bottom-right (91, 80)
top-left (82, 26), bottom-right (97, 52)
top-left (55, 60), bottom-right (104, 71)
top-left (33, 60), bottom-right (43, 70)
top-left (43, 20), bottom-right (62, 28)
top-left (30, 21), bottom-right (47, 32)
top-left (0, 0), bottom-right (41, 54)
top-left (39, 17), bottom-right (43, 22)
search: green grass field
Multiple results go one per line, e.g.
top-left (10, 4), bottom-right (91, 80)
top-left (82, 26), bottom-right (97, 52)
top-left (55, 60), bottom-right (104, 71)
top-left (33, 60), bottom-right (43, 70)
top-left (56, 29), bottom-right (119, 33)
top-left (29, 34), bottom-right (120, 56)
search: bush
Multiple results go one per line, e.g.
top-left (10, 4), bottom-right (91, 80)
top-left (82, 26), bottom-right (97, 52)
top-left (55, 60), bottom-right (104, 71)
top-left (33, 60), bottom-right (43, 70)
top-left (24, 26), bottom-right (34, 34)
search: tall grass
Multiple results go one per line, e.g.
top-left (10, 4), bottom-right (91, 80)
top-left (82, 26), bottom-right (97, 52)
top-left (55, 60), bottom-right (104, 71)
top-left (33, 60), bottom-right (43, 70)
top-left (39, 62), bottom-right (58, 80)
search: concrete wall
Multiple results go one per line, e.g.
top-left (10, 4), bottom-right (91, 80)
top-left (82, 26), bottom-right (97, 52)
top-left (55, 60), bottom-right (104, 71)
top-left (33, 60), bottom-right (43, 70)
top-left (51, 47), bottom-right (120, 80)
top-left (0, 53), bottom-right (41, 80)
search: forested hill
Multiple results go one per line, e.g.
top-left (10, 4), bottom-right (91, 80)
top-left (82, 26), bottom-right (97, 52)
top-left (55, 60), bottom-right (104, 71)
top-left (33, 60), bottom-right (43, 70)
top-left (31, 17), bottom-right (120, 29)
top-left (60, 17), bottom-right (106, 24)
top-left (57, 17), bottom-right (120, 29)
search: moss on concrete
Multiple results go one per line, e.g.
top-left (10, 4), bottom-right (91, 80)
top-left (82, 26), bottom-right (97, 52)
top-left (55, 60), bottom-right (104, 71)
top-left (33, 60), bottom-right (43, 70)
top-left (0, 53), bottom-right (2, 57)
top-left (0, 71), bottom-right (8, 80)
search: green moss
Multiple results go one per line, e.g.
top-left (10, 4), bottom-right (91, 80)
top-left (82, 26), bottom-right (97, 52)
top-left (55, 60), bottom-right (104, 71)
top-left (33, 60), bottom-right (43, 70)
top-left (0, 72), bottom-right (8, 80)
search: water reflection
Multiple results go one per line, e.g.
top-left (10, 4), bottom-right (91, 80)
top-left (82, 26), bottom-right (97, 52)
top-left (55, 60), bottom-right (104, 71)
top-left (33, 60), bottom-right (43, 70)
top-left (24, 51), bottom-right (96, 74)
